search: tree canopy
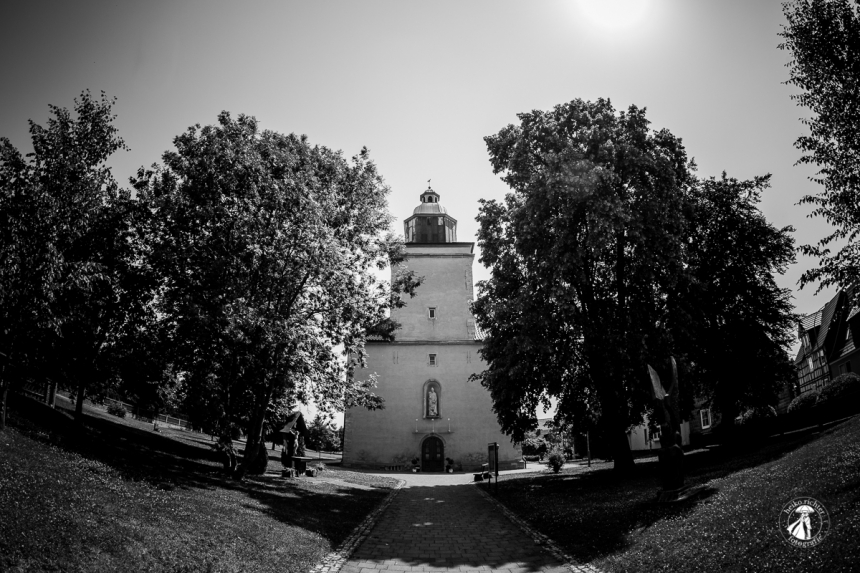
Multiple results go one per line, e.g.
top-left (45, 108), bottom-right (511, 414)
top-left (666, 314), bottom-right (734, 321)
top-left (678, 174), bottom-right (797, 430)
top-left (474, 98), bottom-right (693, 472)
top-left (473, 98), bottom-right (797, 473)
top-left (780, 0), bottom-right (860, 294)
top-left (134, 112), bottom-right (419, 472)
top-left (0, 92), bottom-right (144, 427)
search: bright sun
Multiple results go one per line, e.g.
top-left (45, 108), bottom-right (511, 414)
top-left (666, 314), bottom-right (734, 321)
top-left (575, 0), bottom-right (653, 32)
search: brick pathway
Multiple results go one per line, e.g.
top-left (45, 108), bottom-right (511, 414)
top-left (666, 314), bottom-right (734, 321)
top-left (339, 473), bottom-right (570, 573)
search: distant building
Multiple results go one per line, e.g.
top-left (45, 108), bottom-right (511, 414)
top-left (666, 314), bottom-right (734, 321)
top-left (627, 417), bottom-right (691, 451)
top-left (342, 187), bottom-right (522, 472)
top-left (789, 289), bottom-right (860, 409)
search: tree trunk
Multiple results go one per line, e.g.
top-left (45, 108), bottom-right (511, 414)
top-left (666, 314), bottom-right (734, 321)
top-left (717, 399), bottom-right (738, 445)
top-left (0, 381), bottom-right (7, 431)
top-left (74, 382), bottom-right (85, 422)
top-left (611, 416), bottom-right (635, 474)
top-left (0, 349), bottom-right (9, 431)
top-left (593, 354), bottom-right (635, 476)
top-left (242, 386), bottom-right (275, 475)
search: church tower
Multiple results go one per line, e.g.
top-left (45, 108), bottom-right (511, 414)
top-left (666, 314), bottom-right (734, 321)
top-left (392, 185), bottom-right (480, 342)
top-left (342, 186), bottom-right (521, 472)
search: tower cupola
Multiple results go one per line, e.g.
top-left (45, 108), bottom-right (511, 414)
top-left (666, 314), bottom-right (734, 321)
top-left (404, 184), bottom-right (458, 243)
top-left (420, 188), bottom-right (441, 204)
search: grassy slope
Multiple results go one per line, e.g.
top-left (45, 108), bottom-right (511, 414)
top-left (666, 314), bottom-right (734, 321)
top-left (494, 417), bottom-right (860, 573)
top-left (0, 397), bottom-right (397, 573)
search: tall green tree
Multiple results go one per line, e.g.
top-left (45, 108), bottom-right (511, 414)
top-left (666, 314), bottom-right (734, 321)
top-left (0, 133), bottom-right (53, 430)
top-left (0, 92), bottom-right (143, 427)
top-left (677, 174), bottom-right (797, 432)
top-left (304, 413), bottom-right (339, 452)
top-left (473, 98), bottom-right (693, 473)
top-left (135, 112), bottom-right (420, 474)
top-left (780, 0), bottom-right (860, 293)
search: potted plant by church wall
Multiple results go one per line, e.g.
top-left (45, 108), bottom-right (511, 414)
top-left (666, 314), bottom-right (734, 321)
top-left (412, 456), bottom-right (420, 472)
top-left (445, 458), bottom-right (454, 473)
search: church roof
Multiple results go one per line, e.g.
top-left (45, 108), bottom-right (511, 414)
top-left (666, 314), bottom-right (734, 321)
top-left (413, 202), bottom-right (448, 215)
top-left (473, 323), bottom-right (486, 341)
top-left (365, 321), bottom-right (484, 342)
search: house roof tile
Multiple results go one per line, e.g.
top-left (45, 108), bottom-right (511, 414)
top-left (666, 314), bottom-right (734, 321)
top-left (816, 293), bottom-right (842, 349)
top-left (801, 308), bottom-right (823, 331)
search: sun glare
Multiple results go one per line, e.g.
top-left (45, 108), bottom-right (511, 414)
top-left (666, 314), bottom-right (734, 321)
top-left (575, 0), bottom-right (653, 32)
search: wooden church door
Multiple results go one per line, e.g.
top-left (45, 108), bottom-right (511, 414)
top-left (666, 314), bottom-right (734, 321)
top-left (422, 437), bottom-right (444, 472)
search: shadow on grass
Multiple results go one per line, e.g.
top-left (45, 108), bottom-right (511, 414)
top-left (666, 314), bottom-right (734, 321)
top-left (491, 429), bottom-right (822, 563)
top-left (7, 393), bottom-right (390, 548)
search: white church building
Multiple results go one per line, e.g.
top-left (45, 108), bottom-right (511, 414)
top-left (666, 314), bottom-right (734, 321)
top-left (342, 187), bottom-right (522, 472)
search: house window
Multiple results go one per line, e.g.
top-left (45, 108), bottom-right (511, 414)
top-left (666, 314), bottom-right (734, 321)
top-left (428, 307), bottom-right (436, 319)
top-left (429, 353), bottom-right (437, 366)
top-left (700, 408), bottom-right (712, 430)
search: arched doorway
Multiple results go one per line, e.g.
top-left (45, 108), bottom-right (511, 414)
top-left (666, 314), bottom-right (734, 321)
top-left (421, 436), bottom-right (444, 472)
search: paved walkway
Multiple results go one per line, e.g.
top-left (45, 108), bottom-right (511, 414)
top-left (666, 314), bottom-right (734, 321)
top-left (339, 471), bottom-right (570, 573)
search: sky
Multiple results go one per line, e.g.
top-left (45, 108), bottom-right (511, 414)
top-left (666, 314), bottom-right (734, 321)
top-left (0, 0), bottom-right (838, 423)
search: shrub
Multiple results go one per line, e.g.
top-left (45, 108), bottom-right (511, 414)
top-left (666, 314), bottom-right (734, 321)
top-left (737, 405), bottom-right (776, 426)
top-left (817, 372), bottom-right (860, 408)
top-left (314, 462), bottom-right (326, 473)
top-left (547, 450), bottom-right (565, 473)
top-left (521, 437), bottom-right (548, 457)
top-left (106, 403), bottom-right (127, 418)
top-left (787, 389), bottom-right (820, 414)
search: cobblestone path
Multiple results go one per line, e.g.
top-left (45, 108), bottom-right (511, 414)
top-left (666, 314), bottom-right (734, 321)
top-left (340, 476), bottom-right (569, 573)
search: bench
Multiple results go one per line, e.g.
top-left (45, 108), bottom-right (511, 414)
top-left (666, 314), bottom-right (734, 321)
top-left (473, 463), bottom-right (491, 482)
top-left (291, 456), bottom-right (313, 475)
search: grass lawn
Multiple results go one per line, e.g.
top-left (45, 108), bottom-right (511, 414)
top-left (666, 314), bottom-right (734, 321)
top-left (0, 395), bottom-right (398, 573)
top-left (492, 417), bottom-right (860, 572)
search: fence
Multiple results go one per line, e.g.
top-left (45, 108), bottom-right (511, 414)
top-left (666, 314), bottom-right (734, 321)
top-left (102, 397), bottom-right (193, 430)
top-left (20, 380), bottom-right (50, 402)
top-left (13, 381), bottom-right (196, 433)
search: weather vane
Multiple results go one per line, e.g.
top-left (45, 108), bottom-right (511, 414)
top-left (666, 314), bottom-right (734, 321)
top-left (427, 179), bottom-right (431, 189)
